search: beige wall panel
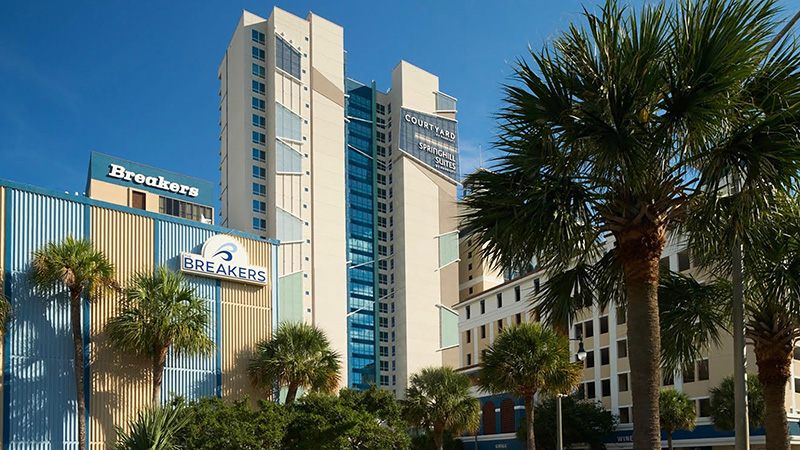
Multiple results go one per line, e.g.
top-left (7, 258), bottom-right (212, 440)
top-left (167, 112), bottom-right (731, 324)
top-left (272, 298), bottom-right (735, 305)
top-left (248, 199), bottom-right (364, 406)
top-left (89, 206), bottom-right (154, 448)
top-left (219, 236), bottom-right (272, 400)
top-left (277, 173), bottom-right (302, 215)
top-left (275, 73), bottom-right (303, 113)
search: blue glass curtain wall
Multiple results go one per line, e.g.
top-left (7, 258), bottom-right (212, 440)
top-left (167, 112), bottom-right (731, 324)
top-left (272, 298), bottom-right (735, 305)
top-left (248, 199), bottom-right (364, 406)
top-left (344, 79), bottom-right (379, 389)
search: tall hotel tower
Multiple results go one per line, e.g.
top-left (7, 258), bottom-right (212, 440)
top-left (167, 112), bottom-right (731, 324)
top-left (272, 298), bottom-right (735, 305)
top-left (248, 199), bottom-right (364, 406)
top-left (218, 7), bottom-right (461, 396)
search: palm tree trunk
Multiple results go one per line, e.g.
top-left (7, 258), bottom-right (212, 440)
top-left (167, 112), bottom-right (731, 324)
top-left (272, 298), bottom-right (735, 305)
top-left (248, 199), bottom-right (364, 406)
top-left (524, 393), bottom-right (536, 450)
top-left (667, 431), bottom-right (673, 450)
top-left (152, 346), bottom-right (168, 404)
top-left (756, 349), bottom-right (792, 450)
top-left (70, 289), bottom-right (87, 450)
top-left (285, 382), bottom-right (299, 404)
top-left (618, 227), bottom-right (665, 450)
top-left (434, 425), bottom-right (445, 450)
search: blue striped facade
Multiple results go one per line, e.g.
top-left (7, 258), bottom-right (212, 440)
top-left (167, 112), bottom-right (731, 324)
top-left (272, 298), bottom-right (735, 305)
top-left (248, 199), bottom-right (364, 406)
top-left (0, 178), bottom-right (278, 449)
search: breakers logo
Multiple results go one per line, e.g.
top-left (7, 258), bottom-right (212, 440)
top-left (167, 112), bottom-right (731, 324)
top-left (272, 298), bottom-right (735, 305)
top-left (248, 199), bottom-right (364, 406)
top-left (107, 163), bottom-right (200, 197)
top-left (180, 235), bottom-right (268, 285)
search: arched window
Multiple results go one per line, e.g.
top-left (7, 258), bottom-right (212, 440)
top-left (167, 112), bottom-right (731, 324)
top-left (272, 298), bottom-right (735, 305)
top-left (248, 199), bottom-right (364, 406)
top-left (482, 401), bottom-right (496, 435)
top-left (500, 398), bottom-right (516, 433)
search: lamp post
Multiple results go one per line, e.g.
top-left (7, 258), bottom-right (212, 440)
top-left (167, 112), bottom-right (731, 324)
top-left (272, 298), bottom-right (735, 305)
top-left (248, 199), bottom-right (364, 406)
top-left (557, 333), bottom-right (587, 450)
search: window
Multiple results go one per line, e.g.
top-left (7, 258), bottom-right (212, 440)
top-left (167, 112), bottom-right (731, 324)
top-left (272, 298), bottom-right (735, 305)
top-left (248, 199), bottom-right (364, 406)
top-left (380, 375), bottom-right (389, 386)
top-left (252, 97), bottom-right (266, 111)
top-left (159, 197), bottom-right (213, 223)
top-left (252, 114), bottom-right (266, 128)
top-left (480, 300), bottom-right (486, 314)
top-left (794, 347), bottom-right (800, 360)
top-left (619, 407), bottom-right (631, 424)
top-left (660, 256), bottom-right (670, 271)
top-left (500, 399), bottom-right (516, 434)
top-left (252, 200), bottom-right (266, 213)
top-left (617, 306), bottom-right (626, 324)
top-left (577, 383), bottom-right (586, 399)
top-left (497, 293), bottom-right (503, 308)
top-left (534, 278), bottom-right (540, 293)
top-left (619, 373), bottom-right (629, 392)
top-left (481, 325), bottom-right (486, 339)
top-left (252, 46), bottom-right (265, 61)
top-left (252, 131), bottom-right (266, 145)
top-left (697, 398), bottom-right (711, 417)
top-left (584, 320), bottom-right (594, 338)
top-left (601, 347), bottom-right (610, 366)
top-left (516, 313), bottom-right (522, 324)
top-left (252, 217), bottom-right (266, 231)
top-left (601, 379), bottom-right (611, 397)
top-left (795, 378), bottom-right (800, 394)
top-left (466, 305), bottom-right (471, 319)
top-left (469, 287), bottom-right (473, 294)
top-left (379, 332), bottom-right (388, 343)
top-left (251, 29), bottom-right (265, 44)
top-left (379, 317), bottom-right (388, 328)
top-left (252, 63), bottom-right (265, 78)
top-left (252, 183), bottom-right (266, 197)
top-left (380, 361), bottom-right (389, 371)
top-left (515, 286), bottom-right (521, 302)
top-left (467, 353), bottom-right (472, 365)
top-left (618, 339), bottom-right (628, 358)
top-left (600, 316), bottom-right (609, 334)
top-left (663, 370), bottom-right (675, 386)
top-left (586, 381), bottom-right (596, 399)
top-left (497, 319), bottom-right (503, 331)
top-left (585, 350), bottom-right (595, 368)
top-left (252, 80), bottom-right (265, 94)
top-left (275, 103), bottom-right (302, 141)
top-left (677, 250), bottom-right (691, 272)
top-left (698, 359), bottom-right (709, 380)
top-left (683, 364), bottom-right (695, 383)
top-left (466, 330), bottom-right (471, 343)
top-left (379, 303), bottom-right (388, 313)
top-left (574, 324), bottom-right (582, 338)
top-left (467, 263), bottom-right (473, 271)
top-left (252, 165), bottom-right (266, 179)
top-left (252, 148), bottom-right (266, 162)
top-left (482, 401), bottom-right (496, 435)
top-left (275, 35), bottom-right (301, 80)
top-left (131, 191), bottom-right (145, 210)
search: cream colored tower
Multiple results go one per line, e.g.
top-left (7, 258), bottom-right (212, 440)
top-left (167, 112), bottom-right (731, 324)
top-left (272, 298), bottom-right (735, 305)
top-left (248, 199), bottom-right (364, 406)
top-left (218, 8), bottom-right (348, 383)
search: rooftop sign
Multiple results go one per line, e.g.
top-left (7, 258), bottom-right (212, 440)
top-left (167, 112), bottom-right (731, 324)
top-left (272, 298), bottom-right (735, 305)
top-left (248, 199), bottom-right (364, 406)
top-left (88, 152), bottom-right (214, 206)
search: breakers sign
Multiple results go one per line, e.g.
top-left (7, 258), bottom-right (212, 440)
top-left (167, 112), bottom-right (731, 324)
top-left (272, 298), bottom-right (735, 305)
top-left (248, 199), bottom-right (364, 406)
top-left (180, 235), bottom-right (268, 285)
top-left (107, 163), bottom-right (200, 198)
top-left (399, 108), bottom-right (459, 182)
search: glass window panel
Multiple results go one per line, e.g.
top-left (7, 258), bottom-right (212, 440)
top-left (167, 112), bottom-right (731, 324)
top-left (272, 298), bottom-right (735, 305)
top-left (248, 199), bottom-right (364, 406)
top-left (276, 140), bottom-right (303, 173)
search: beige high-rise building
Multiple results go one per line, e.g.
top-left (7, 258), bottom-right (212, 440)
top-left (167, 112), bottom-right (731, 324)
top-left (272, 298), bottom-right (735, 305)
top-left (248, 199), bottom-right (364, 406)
top-left (218, 8), bottom-right (461, 397)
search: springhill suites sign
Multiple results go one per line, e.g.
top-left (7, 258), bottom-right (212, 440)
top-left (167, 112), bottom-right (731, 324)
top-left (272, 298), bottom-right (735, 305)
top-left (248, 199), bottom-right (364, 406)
top-left (399, 108), bottom-right (459, 181)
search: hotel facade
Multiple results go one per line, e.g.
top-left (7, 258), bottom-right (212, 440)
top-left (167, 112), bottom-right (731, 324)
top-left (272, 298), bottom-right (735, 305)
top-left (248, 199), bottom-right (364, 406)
top-left (218, 7), bottom-right (461, 395)
top-left (1, 153), bottom-right (286, 448)
top-left (455, 238), bottom-right (800, 450)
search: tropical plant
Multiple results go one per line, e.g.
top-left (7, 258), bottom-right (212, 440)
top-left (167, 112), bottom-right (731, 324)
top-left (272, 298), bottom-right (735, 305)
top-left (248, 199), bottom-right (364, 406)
top-left (709, 375), bottom-right (765, 431)
top-left (515, 392), bottom-right (616, 450)
top-left (112, 402), bottom-right (188, 450)
top-left (284, 392), bottom-right (410, 450)
top-left (659, 389), bottom-right (696, 450)
top-left (402, 366), bottom-right (480, 450)
top-left (459, 0), bottom-right (800, 447)
top-left (106, 266), bottom-right (215, 404)
top-left (176, 396), bottom-right (288, 450)
top-left (409, 431), bottom-right (465, 450)
top-left (477, 323), bottom-right (582, 450)
top-left (0, 291), bottom-right (11, 338)
top-left (248, 321), bottom-right (341, 404)
top-left (30, 236), bottom-right (116, 450)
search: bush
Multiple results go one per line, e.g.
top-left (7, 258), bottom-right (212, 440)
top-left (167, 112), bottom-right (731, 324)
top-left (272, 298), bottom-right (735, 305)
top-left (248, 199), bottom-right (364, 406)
top-left (176, 397), bottom-right (287, 450)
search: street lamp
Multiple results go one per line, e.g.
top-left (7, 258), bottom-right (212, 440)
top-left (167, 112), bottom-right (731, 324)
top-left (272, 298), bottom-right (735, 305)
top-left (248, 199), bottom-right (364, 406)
top-left (557, 332), bottom-right (586, 450)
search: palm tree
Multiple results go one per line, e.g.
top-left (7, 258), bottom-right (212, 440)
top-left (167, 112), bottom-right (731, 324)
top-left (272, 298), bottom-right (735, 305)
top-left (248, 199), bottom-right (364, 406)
top-left (477, 323), bottom-right (582, 450)
top-left (709, 375), bottom-right (765, 431)
top-left (402, 366), bottom-right (480, 450)
top-left (659, 389), bottom-right (696, 450)
top-left (460, 1), bottom-right (800, 447)
top-left (248, 321), bottom-right (341, 404)
top-left (30, 236), bottom-right (117, 450)
top-left (106, 266), bottom-right (215, 404)
top-left (111, 402), bottom-right (188, 450)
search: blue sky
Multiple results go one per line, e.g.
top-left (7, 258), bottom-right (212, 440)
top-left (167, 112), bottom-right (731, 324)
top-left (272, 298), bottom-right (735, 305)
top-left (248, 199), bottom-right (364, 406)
top-left (2, 0), bottom-right (797, 210)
